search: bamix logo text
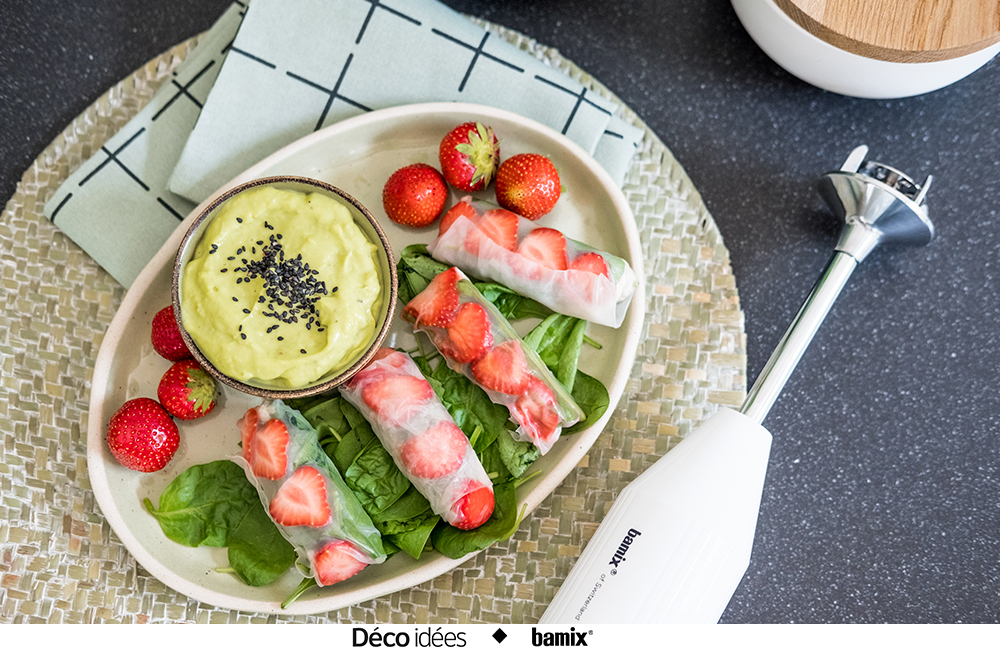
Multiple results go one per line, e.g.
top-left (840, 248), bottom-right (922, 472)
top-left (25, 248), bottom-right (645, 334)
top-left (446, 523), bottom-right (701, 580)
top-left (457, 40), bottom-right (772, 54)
top-left (608, 528), bottom-right (641, 568)
top-left (531, 627), bottom-right (590, 647)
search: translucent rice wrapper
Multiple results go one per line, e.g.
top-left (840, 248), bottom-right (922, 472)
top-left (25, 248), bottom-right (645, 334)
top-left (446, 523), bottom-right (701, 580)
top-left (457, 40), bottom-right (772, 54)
top-left (405, 268), bottom-right (584, 455)
top-left (339, 349), bottom-right (495, 530)
top-left (427, 209), bottom-right (637, 328)
top-left (234, 400), bottom-right (386, 587)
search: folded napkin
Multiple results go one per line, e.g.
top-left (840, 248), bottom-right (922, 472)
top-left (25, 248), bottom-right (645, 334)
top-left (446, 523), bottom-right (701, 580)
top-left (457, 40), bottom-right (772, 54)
top-left (42, 3), bottom-right (246, 287)
top-left (44, 0), bottom-right (643, 288)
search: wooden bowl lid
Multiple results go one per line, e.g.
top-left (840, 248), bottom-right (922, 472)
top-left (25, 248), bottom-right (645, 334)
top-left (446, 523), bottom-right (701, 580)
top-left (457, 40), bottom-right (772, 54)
top-left (774, 0), bottom-right (1000, 62)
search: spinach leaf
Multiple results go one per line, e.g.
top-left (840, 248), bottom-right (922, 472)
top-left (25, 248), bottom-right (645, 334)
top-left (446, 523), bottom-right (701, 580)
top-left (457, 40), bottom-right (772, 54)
top-left (564, 371), bottom-right (610, 434)
top-left (430, 482), bottom-right (524, 559)
top-left (143, 460), bottom-right (258, 548)
top-left (523, 314), bottom-right (587, 393)
top-left (496, 428), bottom-right (541, 479)
top-left (344, 438), bottom-right (412, 515)
top-left (398, 244), bottom-right (449, 304)
top-left (227, 498), bottom-right (296, 587)
top-left (473, 282), bottom-right (552, 321)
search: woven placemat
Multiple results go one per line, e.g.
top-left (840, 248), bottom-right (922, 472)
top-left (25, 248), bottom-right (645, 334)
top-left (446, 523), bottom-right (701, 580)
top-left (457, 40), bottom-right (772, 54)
top-left (0, 20), bottom-right (746, 624)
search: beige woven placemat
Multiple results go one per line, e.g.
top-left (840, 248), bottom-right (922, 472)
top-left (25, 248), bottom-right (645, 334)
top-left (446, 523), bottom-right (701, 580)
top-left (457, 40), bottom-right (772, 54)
top-left (0, 21), bottom-right (745, 624)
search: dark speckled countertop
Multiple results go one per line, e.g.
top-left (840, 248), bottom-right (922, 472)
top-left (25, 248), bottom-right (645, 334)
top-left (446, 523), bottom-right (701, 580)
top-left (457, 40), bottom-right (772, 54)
top-left (3, 0), bottom-right (998, 624)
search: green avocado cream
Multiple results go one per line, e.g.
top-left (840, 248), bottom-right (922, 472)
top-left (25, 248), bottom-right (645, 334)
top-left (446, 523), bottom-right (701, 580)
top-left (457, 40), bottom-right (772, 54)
top-left (181, 186), bottom-right (383, 388)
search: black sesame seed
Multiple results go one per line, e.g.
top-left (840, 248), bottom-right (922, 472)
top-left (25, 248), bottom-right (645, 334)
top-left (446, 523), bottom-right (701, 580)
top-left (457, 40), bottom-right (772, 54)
top-left (237, 217), bottom-right (243, 223)
top-left (232, 296), bottom-right (238, 302)
top-left (300, 349), bottom-right (306, 354)
top-left (242, 308), bottom-right (250, 314)
top-left (241, 333), bottom-right (247, 340)
top-left (277, 336), bottom-right (284, 341)
top-left (220, 268), bottom-right (228, 273)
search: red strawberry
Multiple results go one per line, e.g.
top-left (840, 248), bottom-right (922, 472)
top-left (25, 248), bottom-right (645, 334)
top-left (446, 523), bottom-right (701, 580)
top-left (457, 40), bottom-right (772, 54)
top-left (269, 465), bottom-right (331, 528)
top-left (313, 539), bottom-right (367, 586)
top-left (361, 373), bottom-right (434, 424)
top-left (438, 302), bottom-right (493, 364)
top-left (157, 359), bottom-right (217, 420)
top-left (106, 397), bottom-right (180, 473)
top-left (513, 377), bottom-right (561, 445)
top-left (450, 480), bottom-right (495, 530)
top-left (238, 407), bottom-right (259, 466)
top-left (399, 421), bottom-right (468, 479)
top-left (494, 153), bottom-right (561, 220)
top-left (477, 209), bottom-right (519, 251)
top-left (249, 417), bottom-right (290, 480)
top-left (517, 227), bottom-right (568, 271)
top-left (471, 340), bottom-right (530, 395)
top-left (382, 163), bottom-right (448, 228)
top-left (439, 121), bottom-right (500, 192)
top-left (370, 347), bottom-right (408, 368)
top-left (403, 267), bottom-right (461, 327)
top-left (439, 197), bottom-right (479, 237)
top-left (569, 251), bottom-right (610, 277)
top-left (151, 306), bottom-right (192, 362)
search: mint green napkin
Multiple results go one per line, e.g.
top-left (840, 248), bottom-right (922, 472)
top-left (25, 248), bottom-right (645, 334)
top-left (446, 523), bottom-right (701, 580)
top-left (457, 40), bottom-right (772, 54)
top-left (42, 3), bottom-right (246, 287)
top-left (44, 0), bottom-right (643, 288)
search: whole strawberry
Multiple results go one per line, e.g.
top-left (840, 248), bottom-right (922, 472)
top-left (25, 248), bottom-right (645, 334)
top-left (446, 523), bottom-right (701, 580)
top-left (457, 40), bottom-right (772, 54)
top-left (151, 305), bottom-right (193, 362)
top-left (106, 397), bottom-right (180, 472)
top-left (157, 359), bottom-right (218, 420)
top-left (439, 121), bottom-right (500, 192)
top-left (494, 153), bottom-right (562, 220)
top-left (382, 163), bottom-right (448, 228)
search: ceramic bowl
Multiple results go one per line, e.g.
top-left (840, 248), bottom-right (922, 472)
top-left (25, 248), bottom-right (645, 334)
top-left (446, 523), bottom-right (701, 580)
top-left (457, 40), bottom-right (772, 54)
top-left (171, 175), bottom-right (397, 399)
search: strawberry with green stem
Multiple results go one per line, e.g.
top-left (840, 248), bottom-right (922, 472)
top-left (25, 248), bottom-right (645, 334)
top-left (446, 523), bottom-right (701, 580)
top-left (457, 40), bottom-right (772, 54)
top-left (439, 122), bottom-right (500, 192)
top-left (157, 358), bottom-right (217, 421)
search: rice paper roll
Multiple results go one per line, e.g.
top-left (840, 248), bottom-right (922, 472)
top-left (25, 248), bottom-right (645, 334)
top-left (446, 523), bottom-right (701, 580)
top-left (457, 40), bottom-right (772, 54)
top-left (340, 348), bottom-right (495, 530)
top-left (402, 266), bottom-right (583, 455)
top-left (427, 201), bottom-right (637, 328)
top-left (235, 399), bottom-right (386, 587)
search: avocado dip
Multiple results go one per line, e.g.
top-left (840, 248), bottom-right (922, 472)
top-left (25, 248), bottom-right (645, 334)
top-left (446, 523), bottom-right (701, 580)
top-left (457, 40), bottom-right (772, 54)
top-left (181, 186), bottom-right (383, 388)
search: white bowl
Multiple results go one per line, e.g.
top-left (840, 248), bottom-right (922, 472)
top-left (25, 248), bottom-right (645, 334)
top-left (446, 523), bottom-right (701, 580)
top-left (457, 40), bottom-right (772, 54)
top-left (732, 0), bottom-right (1000, 99)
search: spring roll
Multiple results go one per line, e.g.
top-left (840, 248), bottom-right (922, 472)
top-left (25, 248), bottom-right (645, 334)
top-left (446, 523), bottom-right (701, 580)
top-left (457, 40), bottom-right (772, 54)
top-left (403, 266), bottom-right (584, 455)
top-left (339, 348), bottom-right (495, 530)
top-left (427, 200), bottom-right (637, 328)
top-left (236, 399), bottom-right (386, 587)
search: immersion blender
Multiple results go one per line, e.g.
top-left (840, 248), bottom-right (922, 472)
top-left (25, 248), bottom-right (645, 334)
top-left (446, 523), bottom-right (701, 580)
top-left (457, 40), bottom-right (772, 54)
top-left (540, 146), bottom-right (935, 624)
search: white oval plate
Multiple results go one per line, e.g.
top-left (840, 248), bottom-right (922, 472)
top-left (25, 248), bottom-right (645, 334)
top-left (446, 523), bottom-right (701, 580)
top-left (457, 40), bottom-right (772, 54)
top-left (87, 102), bottom-right (645, 615)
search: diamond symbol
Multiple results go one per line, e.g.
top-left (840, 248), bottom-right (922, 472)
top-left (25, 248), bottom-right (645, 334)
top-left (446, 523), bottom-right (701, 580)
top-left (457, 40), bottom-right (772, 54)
top-left (493, 628), bottom-right (507, 643)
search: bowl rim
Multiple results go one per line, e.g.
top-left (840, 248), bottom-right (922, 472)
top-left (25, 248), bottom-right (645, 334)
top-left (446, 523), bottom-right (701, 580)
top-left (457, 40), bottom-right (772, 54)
top-left (170, 175), bottom-right (398, 399)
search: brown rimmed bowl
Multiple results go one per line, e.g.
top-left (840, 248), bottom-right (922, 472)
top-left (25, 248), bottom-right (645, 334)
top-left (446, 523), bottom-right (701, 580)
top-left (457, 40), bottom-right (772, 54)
top-left (171, 176), bottom-right (397, 399)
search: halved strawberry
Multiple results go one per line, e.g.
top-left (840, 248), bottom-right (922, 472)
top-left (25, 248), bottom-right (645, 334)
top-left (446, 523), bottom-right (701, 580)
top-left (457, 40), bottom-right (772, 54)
top-left (477, 209), bottom-right (519, 251)
top-left (439, 198), bottom-right (479, 238)
top-left (399, 421), bottom-right (468, 479)
top-left (269, 465), bottom-right (331, 528)
top-left (238, 407), bottom-right (260, 466)
top-left (569, 251), bottom-right (610, 277)
top-left (403, 267), bottom-right (461, 328)
top-left (471, 340), bottom-right (530, 395)
top-left (513, 376), bottom-right (561, 445)
top-left (438, 302), bottom-right (493, 364)
top-left (450, 480), bottom-right (495, 530)
top-left (250, 417), bottom-right (290, 480)
top-left (313, 539), bottom-right (367, 586)
top-left (371, 347), bottom-right (408, 369)
top-left (517, 227), bottom-right (568, 271)
top-left (361, 373), bottom-right (434, 424)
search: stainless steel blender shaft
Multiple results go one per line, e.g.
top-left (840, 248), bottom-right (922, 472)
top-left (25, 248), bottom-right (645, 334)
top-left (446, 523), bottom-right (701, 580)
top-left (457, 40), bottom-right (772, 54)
top-left (739, 145), bottom-right (934, 425)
